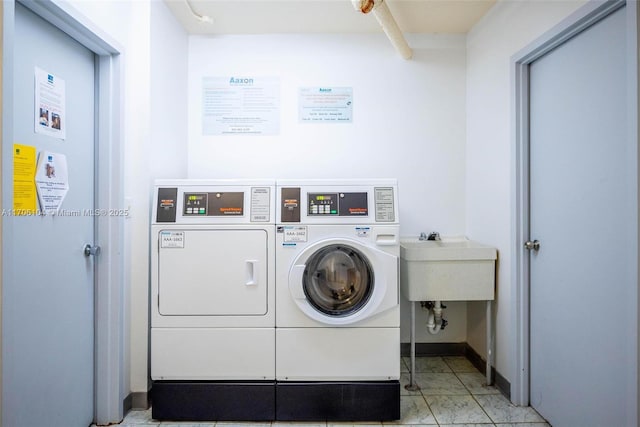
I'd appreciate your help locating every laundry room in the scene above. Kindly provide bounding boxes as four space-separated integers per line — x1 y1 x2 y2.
139 0 544 410
2 0 638 426
153 0 475 397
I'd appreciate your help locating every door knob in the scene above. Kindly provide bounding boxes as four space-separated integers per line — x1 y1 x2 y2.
84 244 101 257
524 240 540 251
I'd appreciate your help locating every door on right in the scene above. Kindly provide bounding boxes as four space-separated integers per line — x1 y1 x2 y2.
529 5 634 426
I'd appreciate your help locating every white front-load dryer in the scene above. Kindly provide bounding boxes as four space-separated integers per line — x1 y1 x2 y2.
275 179 401 422
150 179 276 421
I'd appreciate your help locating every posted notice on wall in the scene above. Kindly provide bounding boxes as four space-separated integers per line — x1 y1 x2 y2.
12 144 38 215
34 67 66 140
299 87 353 123
35 151 69 215
202 76 280 135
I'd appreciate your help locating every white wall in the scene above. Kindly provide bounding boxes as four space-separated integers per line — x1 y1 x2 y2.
150 1 188 180
188 33 469 344
465 0 586 385
143 0 189 398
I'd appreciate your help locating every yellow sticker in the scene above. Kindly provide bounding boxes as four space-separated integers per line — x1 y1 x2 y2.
13 144 37 215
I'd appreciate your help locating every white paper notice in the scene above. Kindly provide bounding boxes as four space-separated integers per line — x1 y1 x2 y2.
299 87 353 123
202 76 280 135
35 151 69 215
34 67 66 140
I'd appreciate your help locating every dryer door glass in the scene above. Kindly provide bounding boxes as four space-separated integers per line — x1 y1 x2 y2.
303 244 373 316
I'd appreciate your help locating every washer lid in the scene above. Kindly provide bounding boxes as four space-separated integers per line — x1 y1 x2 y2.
302 244 373 317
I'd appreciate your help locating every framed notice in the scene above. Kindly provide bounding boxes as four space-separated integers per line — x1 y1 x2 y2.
34 67 66 140
202 76 280 135
299 87 353 123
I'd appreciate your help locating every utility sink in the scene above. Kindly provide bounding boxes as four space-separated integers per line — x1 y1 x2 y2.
400 237 497 301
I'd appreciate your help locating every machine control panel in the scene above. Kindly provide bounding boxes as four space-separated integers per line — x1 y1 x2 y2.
154 183 273 224
308 192 368 216
183 192 244 216
279 186 396 223
184 193 208 215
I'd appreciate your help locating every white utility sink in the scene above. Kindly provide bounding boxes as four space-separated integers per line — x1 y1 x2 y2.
400 237 497 301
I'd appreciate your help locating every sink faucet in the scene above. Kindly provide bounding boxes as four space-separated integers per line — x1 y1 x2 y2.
419 231 441 241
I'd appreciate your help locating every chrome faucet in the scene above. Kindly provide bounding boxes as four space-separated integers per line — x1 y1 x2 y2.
419 231 441 241
427 231 441 241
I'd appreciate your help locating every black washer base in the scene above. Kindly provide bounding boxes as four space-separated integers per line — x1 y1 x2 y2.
276 381 401 421
151 381 276 421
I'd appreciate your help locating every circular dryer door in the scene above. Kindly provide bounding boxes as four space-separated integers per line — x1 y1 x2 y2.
302 244 373 317
288 239 398 325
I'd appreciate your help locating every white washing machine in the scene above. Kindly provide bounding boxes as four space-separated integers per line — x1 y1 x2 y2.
150 179 276 421
275 179 401 421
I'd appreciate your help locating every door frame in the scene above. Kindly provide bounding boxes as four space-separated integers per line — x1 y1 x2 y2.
1 0 125 424
511 0 638 419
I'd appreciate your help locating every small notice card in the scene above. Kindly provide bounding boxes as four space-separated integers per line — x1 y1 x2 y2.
35 151 69 215
13 144 37 215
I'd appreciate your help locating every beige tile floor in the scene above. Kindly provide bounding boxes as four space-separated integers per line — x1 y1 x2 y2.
116 357 548 427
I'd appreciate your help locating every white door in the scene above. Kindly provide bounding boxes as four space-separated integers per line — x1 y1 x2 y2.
3 3 96 426
528 6 632 426
158 229 268 316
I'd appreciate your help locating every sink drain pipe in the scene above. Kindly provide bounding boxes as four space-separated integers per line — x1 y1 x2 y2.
424 301 448 334
405 300 448 391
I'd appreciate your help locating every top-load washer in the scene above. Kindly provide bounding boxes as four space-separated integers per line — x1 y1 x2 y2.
150 179 276 421
275 179 401 421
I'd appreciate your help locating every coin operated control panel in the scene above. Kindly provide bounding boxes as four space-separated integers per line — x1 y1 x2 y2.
279 186 396 223
154 184 273 224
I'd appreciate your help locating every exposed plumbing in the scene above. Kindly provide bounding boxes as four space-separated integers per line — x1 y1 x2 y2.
422 301 448 335
351 0 413 60
184 0 213 23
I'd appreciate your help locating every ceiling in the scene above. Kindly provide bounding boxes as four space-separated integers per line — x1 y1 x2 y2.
164 0 497 35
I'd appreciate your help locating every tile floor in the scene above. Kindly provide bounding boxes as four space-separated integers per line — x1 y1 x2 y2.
116 357 549 427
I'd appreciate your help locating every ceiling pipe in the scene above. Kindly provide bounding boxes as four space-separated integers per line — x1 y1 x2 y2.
184 0 213 24
352 0 412 60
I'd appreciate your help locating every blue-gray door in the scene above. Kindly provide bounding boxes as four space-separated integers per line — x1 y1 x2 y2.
528 6 632 426
3 3 96 426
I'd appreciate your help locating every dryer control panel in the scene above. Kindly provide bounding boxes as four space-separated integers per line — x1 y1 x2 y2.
153 180 275 224
183 192 244 216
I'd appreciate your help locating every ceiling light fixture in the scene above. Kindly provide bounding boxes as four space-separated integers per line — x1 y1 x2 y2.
352 0 412 60
184 0 213 24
